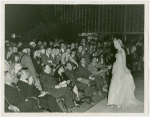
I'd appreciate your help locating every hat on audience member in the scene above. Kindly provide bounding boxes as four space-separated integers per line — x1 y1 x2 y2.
29 42 36 46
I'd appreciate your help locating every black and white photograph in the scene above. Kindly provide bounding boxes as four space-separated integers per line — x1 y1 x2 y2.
2 1 149 115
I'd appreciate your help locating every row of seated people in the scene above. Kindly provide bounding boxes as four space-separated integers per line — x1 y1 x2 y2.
5 55 111 112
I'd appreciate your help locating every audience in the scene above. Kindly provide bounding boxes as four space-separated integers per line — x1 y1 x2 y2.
40 64 79 112
65 62 92 102
16 68 62 112
5 71 42 112
4 37 144 113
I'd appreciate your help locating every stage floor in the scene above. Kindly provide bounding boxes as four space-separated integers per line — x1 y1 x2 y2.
85 71 144 113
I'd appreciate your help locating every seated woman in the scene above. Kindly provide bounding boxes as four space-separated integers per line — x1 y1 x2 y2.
54 64 80 105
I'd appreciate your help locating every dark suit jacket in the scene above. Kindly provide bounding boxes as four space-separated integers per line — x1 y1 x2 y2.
76 51 83 63
49 54 57 65
76 51 90 64
8 53 15 63
40 72 57 92
55 55 61 65
5 83 41 112
54 72 69 83
17 80 41 98
40 72 71 98
17 80 52 109
76 64 91 79
41 53 52 66
65 69 78 82
32 57 42 74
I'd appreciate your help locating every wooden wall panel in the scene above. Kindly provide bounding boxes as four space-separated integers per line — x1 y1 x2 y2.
56 5 144 34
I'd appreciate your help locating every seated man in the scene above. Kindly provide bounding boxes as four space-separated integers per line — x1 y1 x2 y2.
55 46 62 65
8 45 18 64
76 57 106 92
16 67 62 112
40 64 77 112
65 62 92 99
61 47 78 67
88 56 108 76
49 47 57 67
41 46 52 66
88 56 109 91
5 71 42 112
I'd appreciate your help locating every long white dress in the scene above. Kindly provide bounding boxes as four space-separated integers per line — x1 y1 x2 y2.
107 52 142 108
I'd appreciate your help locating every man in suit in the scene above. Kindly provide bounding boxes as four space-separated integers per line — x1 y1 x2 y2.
76 57 105 92
49 47 57 67
65 62 92 98
5 71 42 112
16 68 62 112
8 45 18 64
40 64 77 112
41 46 52 66
76 45 90 64
76 45 83 62
55 46 62 65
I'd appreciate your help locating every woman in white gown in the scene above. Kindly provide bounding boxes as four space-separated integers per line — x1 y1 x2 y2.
107 38 142 109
